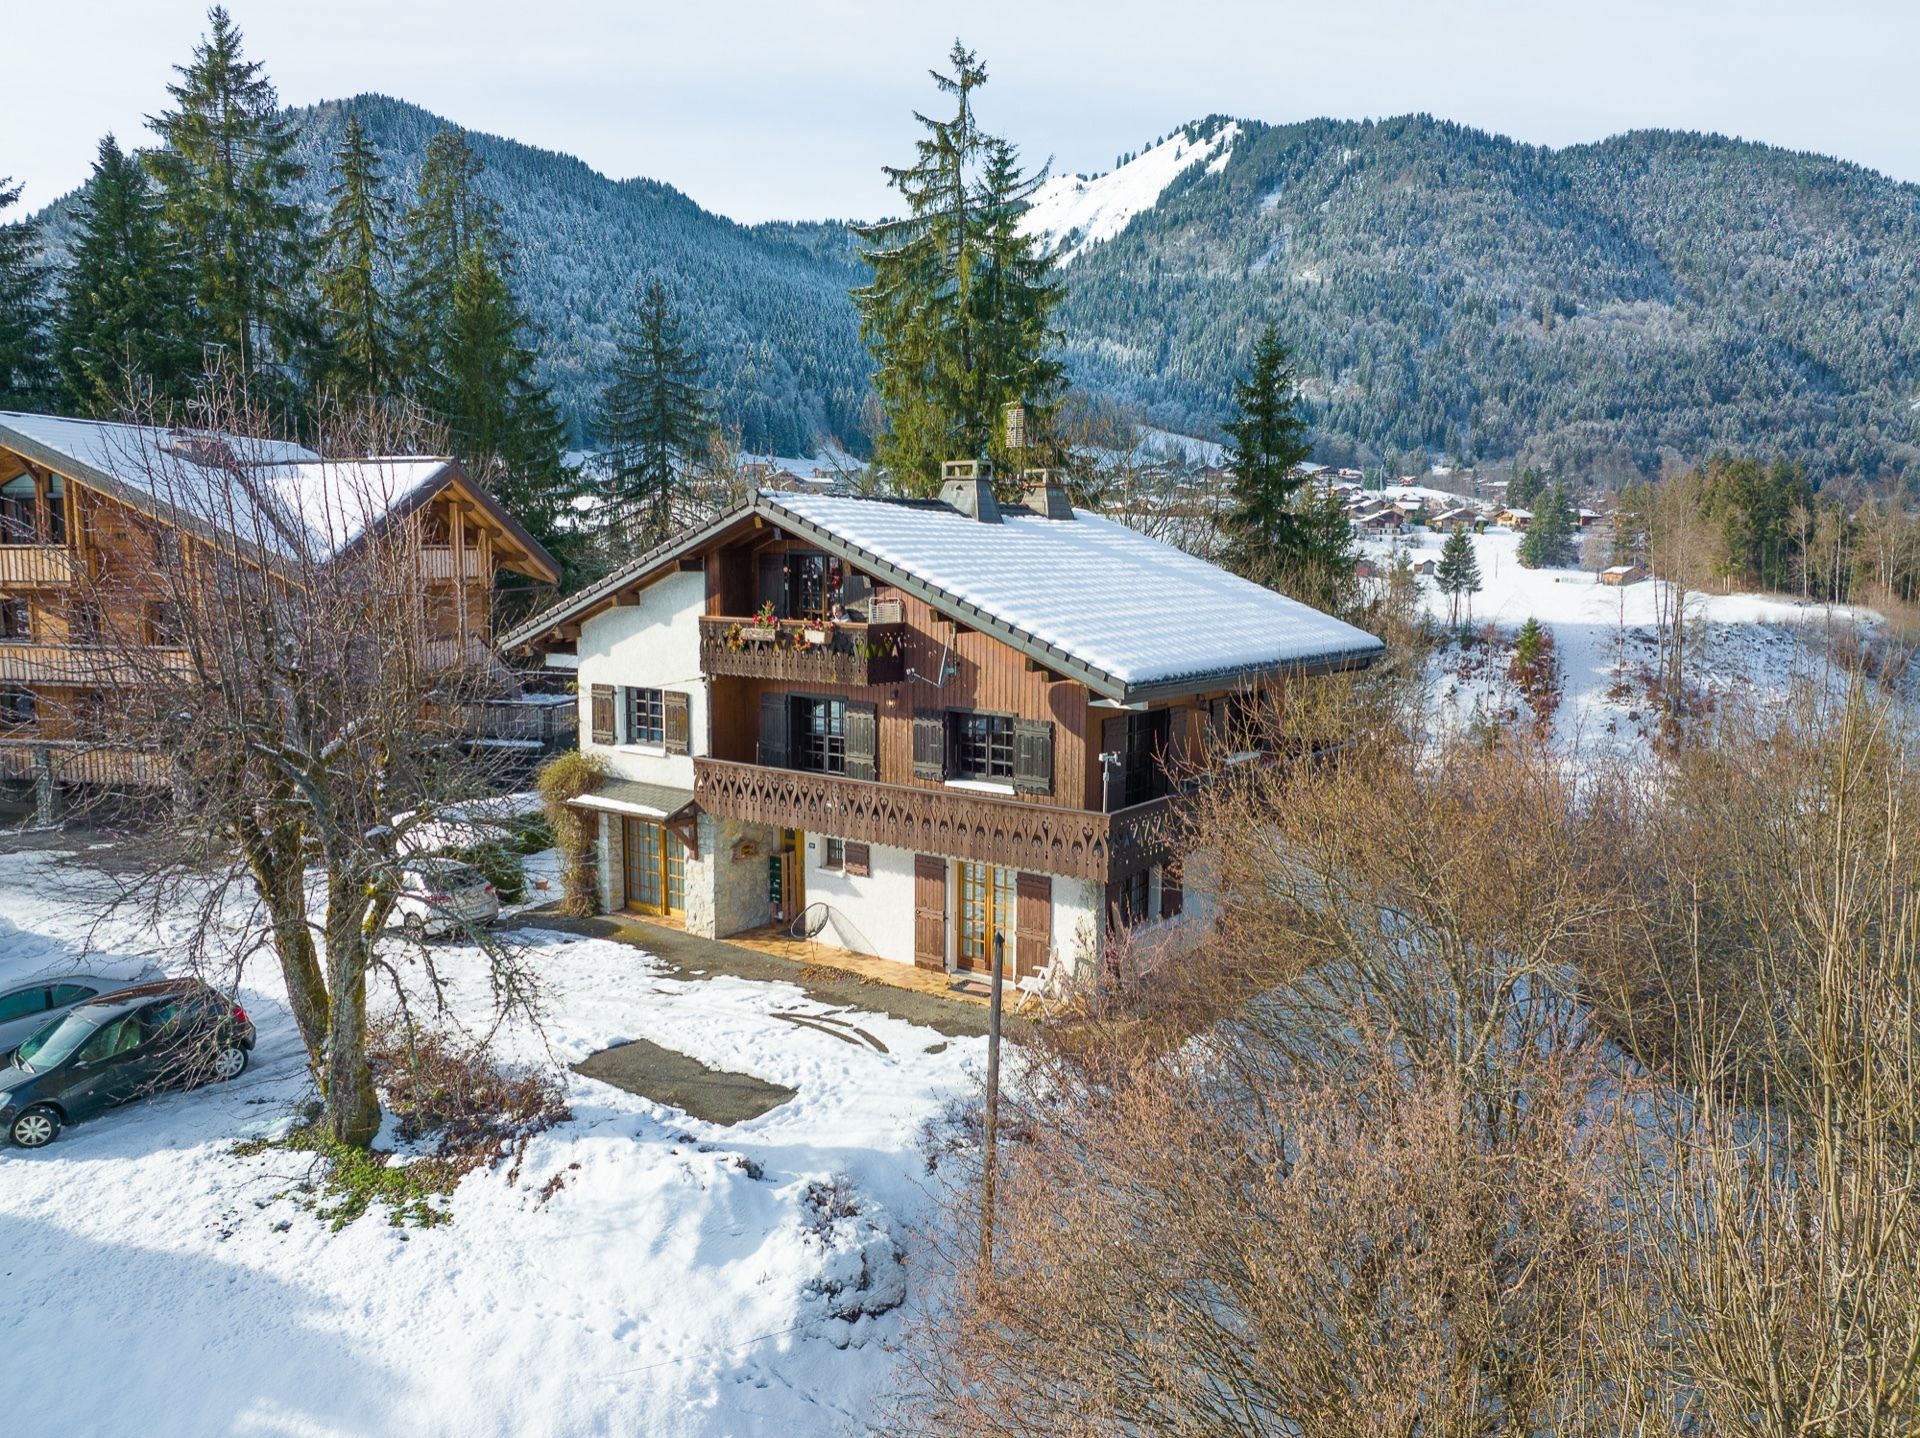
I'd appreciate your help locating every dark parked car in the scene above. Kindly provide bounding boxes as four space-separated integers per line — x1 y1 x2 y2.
0 979 257 1149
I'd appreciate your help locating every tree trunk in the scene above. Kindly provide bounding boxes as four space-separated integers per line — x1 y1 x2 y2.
323 888 381 1147
242 825 331 1083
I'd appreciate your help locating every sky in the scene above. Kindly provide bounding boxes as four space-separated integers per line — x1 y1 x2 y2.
6 1 1918 222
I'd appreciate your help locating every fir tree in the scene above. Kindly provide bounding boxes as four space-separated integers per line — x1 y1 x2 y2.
597 279 712 547
1516 481 1576 568
0 177 52 411
1222 325 1313 581
315 115 398 400
432 239 569 545
397 129 500 390
1436 525 1483 625
55 135 197 413
144 6 314 391
852 42 1063 494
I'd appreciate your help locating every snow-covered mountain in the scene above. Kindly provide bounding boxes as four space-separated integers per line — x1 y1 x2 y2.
1020 118 1242 263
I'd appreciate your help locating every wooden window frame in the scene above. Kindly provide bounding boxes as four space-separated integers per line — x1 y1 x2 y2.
821 836 845 870
790 694 847 775
624 686 666 746
949 710 1016 783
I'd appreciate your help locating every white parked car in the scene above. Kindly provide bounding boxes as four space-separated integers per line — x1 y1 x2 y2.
0 974 128 1058
391 858 500 937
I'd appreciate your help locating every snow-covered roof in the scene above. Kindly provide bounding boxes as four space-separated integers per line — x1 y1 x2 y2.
764 492 1381 696
0 413 449 563
0 412 557 580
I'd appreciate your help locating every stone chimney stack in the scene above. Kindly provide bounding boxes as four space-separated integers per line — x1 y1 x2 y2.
1020 469 1075 521
939 459 1001 523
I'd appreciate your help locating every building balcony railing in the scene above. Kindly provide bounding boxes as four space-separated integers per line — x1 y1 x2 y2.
0 738 169 789
416 545 488 583
692 757 1179 883
697 616 907 688
0 641 191 686
0 543 75 589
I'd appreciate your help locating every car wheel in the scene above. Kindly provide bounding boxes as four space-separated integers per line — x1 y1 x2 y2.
10 1105 60 1148
209 1044 249 1082
402 911 427 940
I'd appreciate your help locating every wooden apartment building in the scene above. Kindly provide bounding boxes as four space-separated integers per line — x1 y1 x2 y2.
503 463 1384 983
0 412 560 798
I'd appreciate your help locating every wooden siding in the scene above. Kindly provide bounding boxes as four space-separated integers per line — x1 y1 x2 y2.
0 545 73 588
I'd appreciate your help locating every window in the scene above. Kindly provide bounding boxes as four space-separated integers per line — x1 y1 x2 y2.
792 696 846 774
1113 867 1152 927
0 686 35 726
0 599 28 640
0 985 49 1024
788 550 844 618
75 1013 143 1064
146 600 184 646
0 475 37 541
821 837 845 871
1106 710 1172 809
950 712 1015 782
47 984 97 1007
957 862 1018 971
624 686 665 746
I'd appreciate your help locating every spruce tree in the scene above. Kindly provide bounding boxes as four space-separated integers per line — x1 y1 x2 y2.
315 115 398 401
1222 325 1313 580
56 135 197 413
1436 525 1483 624
433 239 569 545
145 6 314 390
0 177 52 411
397 129 500 391
852 42 1063 494
1517 481 1577 568
598 279 712 547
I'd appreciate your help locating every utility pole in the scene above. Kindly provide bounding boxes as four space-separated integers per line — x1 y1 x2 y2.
980 929 1005 1273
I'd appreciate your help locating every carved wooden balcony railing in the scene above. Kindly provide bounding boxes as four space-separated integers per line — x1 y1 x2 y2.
0 544 74 588
693 757 1178 882
0 642 191 686
697 616 907 687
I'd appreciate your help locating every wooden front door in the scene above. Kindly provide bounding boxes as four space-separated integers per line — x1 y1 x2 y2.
623 818 686 917
954 861 1017 974
913 855 947 971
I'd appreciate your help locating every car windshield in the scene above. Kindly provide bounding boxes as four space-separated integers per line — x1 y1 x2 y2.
14 1010 106 1072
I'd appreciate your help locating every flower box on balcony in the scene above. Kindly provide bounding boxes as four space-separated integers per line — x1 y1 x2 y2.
802 626 828 645
740 625 777 641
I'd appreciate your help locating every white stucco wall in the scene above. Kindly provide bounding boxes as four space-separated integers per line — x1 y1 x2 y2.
1050 875 1104 978
802 838 917 965
574 570 708 788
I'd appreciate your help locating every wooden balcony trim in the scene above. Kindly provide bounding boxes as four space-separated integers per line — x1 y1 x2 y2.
0 640 191 685
692 756 1177 882
696 614 907 686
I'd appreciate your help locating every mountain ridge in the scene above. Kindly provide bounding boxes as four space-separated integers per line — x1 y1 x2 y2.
29 96 1920 481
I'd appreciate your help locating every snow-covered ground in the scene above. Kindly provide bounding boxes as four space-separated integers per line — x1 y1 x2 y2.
1021 121 1241 263
0 843 982 1437
1373 527 1881 757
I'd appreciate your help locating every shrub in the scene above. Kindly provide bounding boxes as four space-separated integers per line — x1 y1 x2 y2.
536 749 606 916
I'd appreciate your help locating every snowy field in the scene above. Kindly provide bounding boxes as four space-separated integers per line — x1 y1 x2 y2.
1373 527 1883 757
0 843 982 1437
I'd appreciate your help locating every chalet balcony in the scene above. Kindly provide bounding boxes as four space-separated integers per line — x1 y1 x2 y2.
697 616 907 687
416 545 488 583
0 739 168 789
0 543 74 589
693 757 1179 883
0 641 190 686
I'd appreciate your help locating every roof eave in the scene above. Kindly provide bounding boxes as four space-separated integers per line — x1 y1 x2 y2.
1113 642 1388 705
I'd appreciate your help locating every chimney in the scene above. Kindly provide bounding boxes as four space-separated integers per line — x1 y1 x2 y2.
1020 469 1074 521
939 459 1001 523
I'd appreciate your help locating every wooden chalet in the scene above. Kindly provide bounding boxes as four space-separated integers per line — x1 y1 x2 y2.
0 412 560 805
503 462 1384 984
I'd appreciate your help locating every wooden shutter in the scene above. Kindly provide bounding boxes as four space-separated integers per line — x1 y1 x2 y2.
912 712 948 780
844 841 871 877
1160 862 1184 920
1015 873 1052 979
913 854 948 970
758 693 790 769
1012 718 1054 795
589 684 615 745
757 553 786 613
844 701 878 782
663 690 691 755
